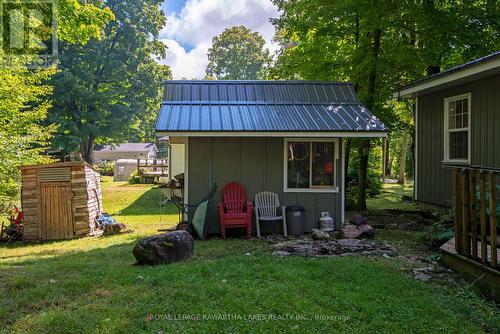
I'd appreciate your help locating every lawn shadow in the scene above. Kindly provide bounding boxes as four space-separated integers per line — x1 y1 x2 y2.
118 188 176 216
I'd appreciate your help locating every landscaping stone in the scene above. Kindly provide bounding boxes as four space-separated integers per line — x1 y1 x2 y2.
273 250 291 257
413 273 432 281
350 214 368 226
311 229 330 240
341 224 375 239
273 238 396 257
397 223 412 230
133 230 194 265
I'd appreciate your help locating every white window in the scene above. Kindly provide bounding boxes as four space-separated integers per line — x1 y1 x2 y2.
284 139 339 193
444 93 471 163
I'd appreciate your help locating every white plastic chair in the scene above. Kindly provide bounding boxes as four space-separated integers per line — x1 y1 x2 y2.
254 192 287 238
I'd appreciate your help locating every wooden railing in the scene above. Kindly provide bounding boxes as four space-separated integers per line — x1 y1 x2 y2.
136 159 168 177
451 165 499 269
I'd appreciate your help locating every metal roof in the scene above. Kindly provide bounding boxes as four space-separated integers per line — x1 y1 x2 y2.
157 81 387 134
94 143 157 153
395 51 500 98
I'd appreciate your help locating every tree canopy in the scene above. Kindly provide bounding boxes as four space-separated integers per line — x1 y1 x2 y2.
48 0 171 163
206 26 271 80
271 0 499 209
0 0 114 208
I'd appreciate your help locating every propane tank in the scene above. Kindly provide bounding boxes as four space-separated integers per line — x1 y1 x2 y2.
319 212 335 232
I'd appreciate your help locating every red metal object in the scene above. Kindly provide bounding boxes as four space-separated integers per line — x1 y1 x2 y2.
217 182 253 239
8 206 24 226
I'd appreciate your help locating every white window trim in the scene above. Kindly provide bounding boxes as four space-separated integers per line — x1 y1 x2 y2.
283 138 339 193
443 93 471 164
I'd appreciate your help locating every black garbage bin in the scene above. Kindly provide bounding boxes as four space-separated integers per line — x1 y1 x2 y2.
286 206 305 236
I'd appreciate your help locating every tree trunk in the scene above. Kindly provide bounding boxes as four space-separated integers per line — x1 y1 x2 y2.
357 139 371 210
80 135 95 164
398 131 409 184
357 26 382 210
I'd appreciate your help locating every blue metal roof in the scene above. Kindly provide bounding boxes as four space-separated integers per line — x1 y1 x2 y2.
156 81 387 133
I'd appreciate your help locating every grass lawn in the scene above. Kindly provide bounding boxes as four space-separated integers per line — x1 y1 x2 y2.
367 181 417 210
0 177 498 333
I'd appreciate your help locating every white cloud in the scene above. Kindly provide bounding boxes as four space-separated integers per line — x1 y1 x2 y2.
159 39 209 79
159 0 279 79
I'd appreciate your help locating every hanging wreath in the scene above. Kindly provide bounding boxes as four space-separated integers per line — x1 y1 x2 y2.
288 142 309 161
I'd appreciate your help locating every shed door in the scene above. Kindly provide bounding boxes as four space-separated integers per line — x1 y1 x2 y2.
40 183 74 240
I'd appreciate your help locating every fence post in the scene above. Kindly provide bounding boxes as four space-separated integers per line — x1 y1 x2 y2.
479 172 488 263
453 168 463 253
489 172 497 268
461 169 470 257
469 171 478 258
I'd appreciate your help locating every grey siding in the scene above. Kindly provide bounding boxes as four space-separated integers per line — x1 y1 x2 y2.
187 137 343 234
417 74 500 207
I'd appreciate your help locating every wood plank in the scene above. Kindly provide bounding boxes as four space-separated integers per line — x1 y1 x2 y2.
489 173 497 268
462 170 471 256
454 169 463 253
469 172 478 258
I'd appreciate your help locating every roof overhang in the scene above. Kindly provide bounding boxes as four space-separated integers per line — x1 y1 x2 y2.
394 56 500 99
156 131 387 138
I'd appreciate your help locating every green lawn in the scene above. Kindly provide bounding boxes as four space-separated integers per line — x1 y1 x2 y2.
0 177 498 333
367 181 417 210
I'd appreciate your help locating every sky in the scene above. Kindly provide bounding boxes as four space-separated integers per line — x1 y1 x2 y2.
159 0 280 79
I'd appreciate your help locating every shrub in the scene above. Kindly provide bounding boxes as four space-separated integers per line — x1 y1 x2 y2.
95 161 115 176
128 170 140 184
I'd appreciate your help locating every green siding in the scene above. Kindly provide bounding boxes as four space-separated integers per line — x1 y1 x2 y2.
187 137 343 234
417 74 500 207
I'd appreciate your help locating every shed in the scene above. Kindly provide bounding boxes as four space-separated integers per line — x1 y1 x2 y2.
114 159 137 181
156 80 388 235
21 161 103 240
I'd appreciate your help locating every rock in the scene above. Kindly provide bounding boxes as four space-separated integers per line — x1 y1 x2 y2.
341 224 375 239
350 214 368 226
273 250 291 257
133 230 194 265
103 223 127 235
397 223 412 230
311 229 330 240
413 273 431 281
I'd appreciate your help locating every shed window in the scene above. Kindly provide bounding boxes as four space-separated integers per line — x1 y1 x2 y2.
285 139 338 192
444 93 470 163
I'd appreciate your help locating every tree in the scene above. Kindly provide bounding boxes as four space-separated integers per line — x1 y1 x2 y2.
48 0 170 163
0 1 113 208
206 26 271 79
271 0 499 209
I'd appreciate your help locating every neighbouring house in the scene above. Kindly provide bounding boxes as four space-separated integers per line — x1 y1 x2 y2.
93 143 158 162
394 51 500 208
156 80 388 234
395 52 500 301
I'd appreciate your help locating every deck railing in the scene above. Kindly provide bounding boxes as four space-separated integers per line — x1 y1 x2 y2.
136 159 168 177
451 165 499 269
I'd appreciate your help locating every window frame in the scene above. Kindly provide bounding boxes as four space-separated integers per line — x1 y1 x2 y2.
443 93 471 164
283 138 339 193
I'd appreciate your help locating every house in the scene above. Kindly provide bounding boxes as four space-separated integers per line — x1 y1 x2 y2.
156 80 387 234
394 51 500 207
395 52 500 301
93 143 158 162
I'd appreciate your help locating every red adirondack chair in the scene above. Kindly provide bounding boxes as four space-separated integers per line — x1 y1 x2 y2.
217 182 253 239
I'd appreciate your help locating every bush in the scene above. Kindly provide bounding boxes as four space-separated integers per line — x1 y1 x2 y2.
95 161 115 176
422 211 454 249
128 170 140 184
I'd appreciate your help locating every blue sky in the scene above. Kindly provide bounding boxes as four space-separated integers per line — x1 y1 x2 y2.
158 0 279 79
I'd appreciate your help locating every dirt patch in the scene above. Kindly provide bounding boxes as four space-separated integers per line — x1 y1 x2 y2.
359 209 439 230
273 238 396 258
